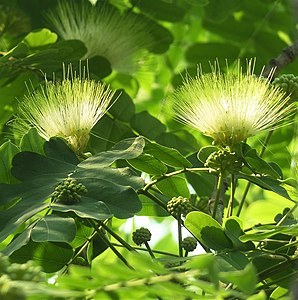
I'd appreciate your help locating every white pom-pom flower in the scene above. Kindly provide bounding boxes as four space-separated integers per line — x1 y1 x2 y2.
47 1 151 73
169 61 296 147
14 71 115 154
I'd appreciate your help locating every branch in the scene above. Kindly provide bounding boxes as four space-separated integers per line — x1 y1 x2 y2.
263 39 298 78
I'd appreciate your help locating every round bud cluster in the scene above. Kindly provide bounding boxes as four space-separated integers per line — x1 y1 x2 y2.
167 196 193 217
0 275 26 300
181 237 198 252
132 227 152 246
0 254 44 299
51 177 87 204
273 74 298 102
205 148 242 175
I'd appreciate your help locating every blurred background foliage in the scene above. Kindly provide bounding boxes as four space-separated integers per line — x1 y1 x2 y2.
0 0 297 299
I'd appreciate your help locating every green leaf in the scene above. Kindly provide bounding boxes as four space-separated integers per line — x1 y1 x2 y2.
243 148 280 178
186 43 240 64
89 115 135 152
132 0 186 22
23 28 57 48
238 173 292 200
0 201 49 242
80 137 145 168
86 55 112 79
31 215 76 243
219 264 257 295
131 111 166 140
145 140 192 168
75 178 142 219
239 224 298 242
128 154 168 175
204 0 242 23
156 176 190 198
197 146 218 163
51 198 113 220
0 140 19 184
109 90 136 122
20 128 45 154
44 137 79 165
185 211 233 250
138 193 169 217
10 240 73 273
224 217 255 251
70 221 93 248
2 227 32 256
74 166 144 190
11 151 76 181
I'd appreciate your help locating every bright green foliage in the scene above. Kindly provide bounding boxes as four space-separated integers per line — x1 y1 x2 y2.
0 0 297 299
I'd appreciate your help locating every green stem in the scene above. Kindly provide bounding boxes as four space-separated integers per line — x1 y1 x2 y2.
97 220 136 252
144 241 155 258
212 173 224 218
138 189 168 210
111 243 179 257
91 220 133 269
226 174 235 218
143 167 210 192
184 251 189 257
236 182 250 217
177 215 183 257
237 130 273 217
276 202 298 226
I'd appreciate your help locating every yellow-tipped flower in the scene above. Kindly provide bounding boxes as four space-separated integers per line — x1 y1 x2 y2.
169 61 296 147
47 1 151 73
14 73 115 154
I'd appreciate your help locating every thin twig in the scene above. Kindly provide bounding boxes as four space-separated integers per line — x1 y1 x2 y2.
262 39 298 78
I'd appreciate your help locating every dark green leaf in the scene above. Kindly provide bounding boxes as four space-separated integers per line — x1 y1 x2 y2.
132 0 185 22
11 151 76 181
243 148 280 178
128 154 168 175
20 128 45 154
204 0 242 23
51 198 112 220
2 227 32 256
186 43 240 64
238 173 292 201
0 140 19 184
74 166 144 190
109 90 136 122
44 137 79 165
80 137 145 168
10 240 73 273
31 215 76 243
131 111 166 140
145 140 192 168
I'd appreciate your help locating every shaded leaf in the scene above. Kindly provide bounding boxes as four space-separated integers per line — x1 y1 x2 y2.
145 140 192 168
0 140 19 184
185 211 233 250
31 215 76 243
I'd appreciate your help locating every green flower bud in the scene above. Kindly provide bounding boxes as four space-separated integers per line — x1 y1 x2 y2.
205 148 242 175
181 237 197 252
132 227 152 246
51 177 87 204
167 196 193 217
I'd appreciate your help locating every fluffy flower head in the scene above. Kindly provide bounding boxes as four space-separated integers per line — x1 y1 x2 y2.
169 61 296 147
14 70 115 153
47 1 152 73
